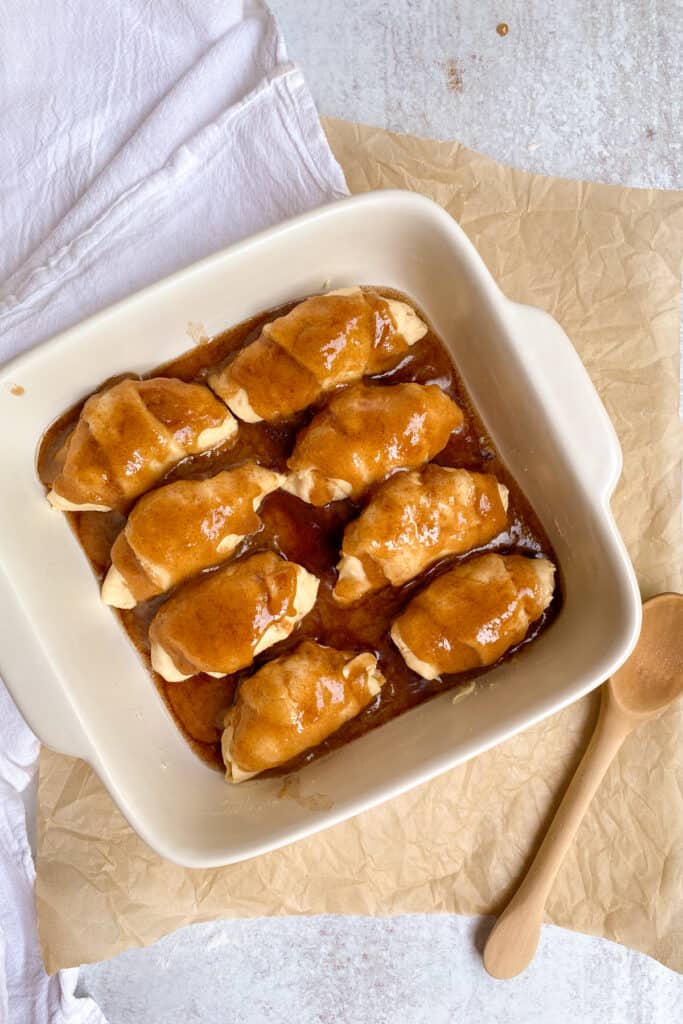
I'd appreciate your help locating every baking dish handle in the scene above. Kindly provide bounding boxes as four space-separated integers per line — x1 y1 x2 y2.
507 301 623 499
0 580 90 761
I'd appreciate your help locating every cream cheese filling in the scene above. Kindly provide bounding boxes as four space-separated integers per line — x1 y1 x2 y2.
390 622 440 680
282 469 352 505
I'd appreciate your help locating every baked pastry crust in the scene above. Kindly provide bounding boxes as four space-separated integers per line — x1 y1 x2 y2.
391 553 556 679
333 465 509 604
222 640 385 782
284 382 463 506
48 377 237 511
149 551 319 681
102 463 284 607
209 287 427 422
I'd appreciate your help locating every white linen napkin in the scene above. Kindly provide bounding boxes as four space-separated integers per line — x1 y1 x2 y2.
0 1 347 1019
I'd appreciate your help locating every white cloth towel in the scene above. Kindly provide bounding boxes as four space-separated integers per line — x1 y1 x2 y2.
0 1 347 1020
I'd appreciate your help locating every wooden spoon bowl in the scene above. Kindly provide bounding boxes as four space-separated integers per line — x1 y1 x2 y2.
609 593 683 718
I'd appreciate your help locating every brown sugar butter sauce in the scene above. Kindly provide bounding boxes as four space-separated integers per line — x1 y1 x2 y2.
38 289 561 776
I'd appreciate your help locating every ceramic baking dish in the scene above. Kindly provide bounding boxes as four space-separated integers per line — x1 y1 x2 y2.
0 190 641 867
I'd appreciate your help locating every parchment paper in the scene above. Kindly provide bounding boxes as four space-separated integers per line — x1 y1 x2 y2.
36 120 683 974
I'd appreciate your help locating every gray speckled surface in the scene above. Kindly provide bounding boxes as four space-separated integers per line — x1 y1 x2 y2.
272 0 683 190
77 2 683 1020
78 916 682 1024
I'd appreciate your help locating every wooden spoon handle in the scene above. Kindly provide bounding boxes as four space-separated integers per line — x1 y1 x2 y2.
483 688 632 979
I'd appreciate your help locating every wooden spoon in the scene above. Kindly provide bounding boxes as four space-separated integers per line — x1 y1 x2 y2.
483 592 683 979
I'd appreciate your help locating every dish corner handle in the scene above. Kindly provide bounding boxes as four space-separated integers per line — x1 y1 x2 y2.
507 301 623 500
0 584 89 761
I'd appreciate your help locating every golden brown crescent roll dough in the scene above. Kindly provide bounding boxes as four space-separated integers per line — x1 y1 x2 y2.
101 462 284 608
391 553 556 679
333 466 510 604
284 382 463 506
221 640 385 782
208 287 427 422
149 551 319 682
48 378 237 512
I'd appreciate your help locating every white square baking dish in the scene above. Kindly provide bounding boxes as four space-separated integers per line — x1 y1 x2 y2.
0 190 641 867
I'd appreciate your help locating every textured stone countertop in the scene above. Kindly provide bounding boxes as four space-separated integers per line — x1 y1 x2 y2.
78 2 683 1020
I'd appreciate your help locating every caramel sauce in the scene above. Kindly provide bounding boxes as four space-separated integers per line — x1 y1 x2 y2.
213 289 412 420
149 552 303 678
287 381 463 504
50 378 232 509
113 465 274 600
394 553 554 674
335 465 508 602
230 641 381 775
37 290 561 774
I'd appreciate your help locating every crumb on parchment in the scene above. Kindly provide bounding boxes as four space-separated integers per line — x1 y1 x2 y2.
443 59 464 93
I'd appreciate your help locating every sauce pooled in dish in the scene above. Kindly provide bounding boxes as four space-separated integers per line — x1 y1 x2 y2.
38 287 561 779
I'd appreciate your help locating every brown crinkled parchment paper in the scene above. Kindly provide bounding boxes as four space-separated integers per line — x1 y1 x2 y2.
37 120 683 974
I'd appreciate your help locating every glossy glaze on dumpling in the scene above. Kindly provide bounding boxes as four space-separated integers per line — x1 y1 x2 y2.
48 378 237 511
284 382 464 506
102 462 284 607
334 465 509 604
149 551 319 681
209 287 427 422
37 288 560 775
391 553 556 679
222 640 385 781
